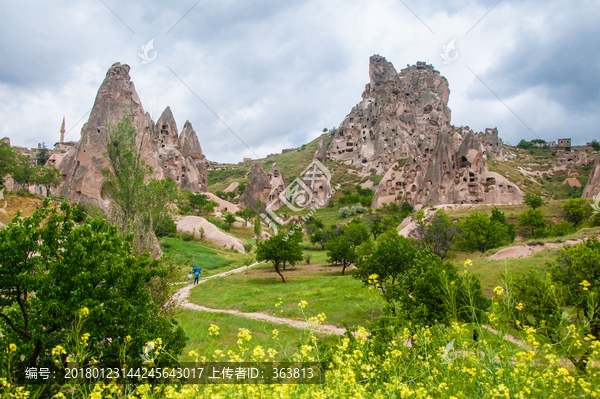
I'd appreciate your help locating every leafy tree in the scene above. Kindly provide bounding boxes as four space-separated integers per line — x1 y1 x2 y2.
344 219 370 248
519 208 546 236
400 201 414 214
34 165 61 197
491 207 517 242
310 229 326 249
561 198 592 225
511 271 561 333
36 142 50 166
369 215 387 240
524 193 545 209
326 220 369 275
548 238 600 370
255 230 303 283
415 209 458 260
224 213 236 227
591 140 600 152
326 234 355 276
517 139 533 149
102 114 178 255
0 200 186 369
153 214 177 238
355 232 488 324
11 157 36 191
237 183 247 196
199 226 205 239
0 141 19 185
455 212 513 253
188 193 209 210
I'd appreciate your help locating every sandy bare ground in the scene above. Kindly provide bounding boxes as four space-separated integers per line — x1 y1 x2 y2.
489 239 584 260
171 263 347 336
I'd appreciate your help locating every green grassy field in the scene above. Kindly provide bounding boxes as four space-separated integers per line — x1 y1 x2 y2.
174 309 321 362
187 262 386 328
161 237 252 281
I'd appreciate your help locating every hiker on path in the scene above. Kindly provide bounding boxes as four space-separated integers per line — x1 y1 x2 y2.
194 270 200 285
187 273 193 285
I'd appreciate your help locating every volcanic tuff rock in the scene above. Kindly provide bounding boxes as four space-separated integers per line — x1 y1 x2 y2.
328 55 522 207
583 155 600 198
239 163 286 212
314 137 327 163
56 63 208 207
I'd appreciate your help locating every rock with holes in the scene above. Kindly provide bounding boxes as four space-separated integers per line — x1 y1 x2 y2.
56 62 208 207
326 54 522 207
372 131 524 207
239 163 286 212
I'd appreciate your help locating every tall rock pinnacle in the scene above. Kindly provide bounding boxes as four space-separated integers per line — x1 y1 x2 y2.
56 62 208 207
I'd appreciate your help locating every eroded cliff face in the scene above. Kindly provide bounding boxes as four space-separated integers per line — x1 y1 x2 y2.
239 163 286 212
327 55 522 207
56 63 208 207
583 155 600 198
328 56 452 173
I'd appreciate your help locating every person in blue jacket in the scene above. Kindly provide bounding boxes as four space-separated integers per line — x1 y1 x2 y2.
194 269 201 285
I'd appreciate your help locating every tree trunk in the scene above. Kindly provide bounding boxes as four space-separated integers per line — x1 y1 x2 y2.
341 262 346 276
275 263 285 283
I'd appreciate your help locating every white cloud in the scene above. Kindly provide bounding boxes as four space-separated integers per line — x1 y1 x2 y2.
0 0 598 163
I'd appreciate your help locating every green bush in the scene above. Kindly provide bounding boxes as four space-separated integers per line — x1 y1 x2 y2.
549 221 576 237
455 212 514 253
561 198 592 225
180 231 195 242
243 242 253 253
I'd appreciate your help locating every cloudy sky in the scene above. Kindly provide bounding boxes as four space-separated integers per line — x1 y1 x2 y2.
0 0 598 163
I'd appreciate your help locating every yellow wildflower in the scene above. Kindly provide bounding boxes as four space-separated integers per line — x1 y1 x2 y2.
464 259 472 267
298 300 308 309
79 307 89 318
493 286 504 296
516 303 524 311
9 343 17 352
208 324 220 336
580 280 591 291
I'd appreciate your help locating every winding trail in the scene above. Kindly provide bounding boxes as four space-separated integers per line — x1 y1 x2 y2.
171 263 534 350
171 263 347 336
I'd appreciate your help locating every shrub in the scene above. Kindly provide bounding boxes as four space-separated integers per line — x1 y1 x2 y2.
561 198 592 225
243 242 253 253
549 221 576 237
455 212 513 253
339 207 351 218
305 254 312 264
180 231 195 242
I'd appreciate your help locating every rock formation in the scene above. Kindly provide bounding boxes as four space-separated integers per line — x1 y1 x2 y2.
290 160 333 210
327 55 523 207
583 155 600 198
239 163 286 212
56 62 208 207
176 216 245 253
314 137 327 163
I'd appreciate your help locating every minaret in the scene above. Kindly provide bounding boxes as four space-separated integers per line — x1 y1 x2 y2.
60 116 65 143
